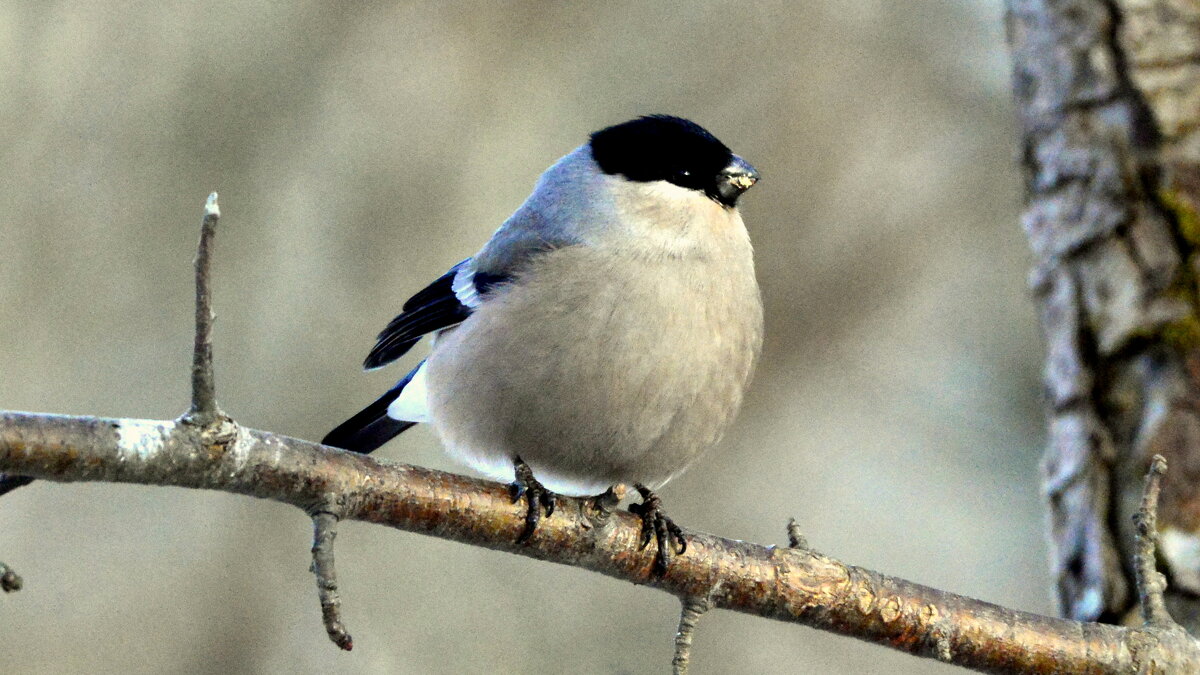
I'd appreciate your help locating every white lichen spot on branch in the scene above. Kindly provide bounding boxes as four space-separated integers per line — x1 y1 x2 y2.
115 419 176 463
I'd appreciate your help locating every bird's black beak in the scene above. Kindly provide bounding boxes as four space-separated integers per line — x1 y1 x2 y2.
715 155 759 206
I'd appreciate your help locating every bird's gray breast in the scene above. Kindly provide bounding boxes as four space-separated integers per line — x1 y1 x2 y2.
423 244 762 495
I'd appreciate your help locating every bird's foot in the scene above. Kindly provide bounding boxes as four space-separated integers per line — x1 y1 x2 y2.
509 456 556 542
629 483 686 577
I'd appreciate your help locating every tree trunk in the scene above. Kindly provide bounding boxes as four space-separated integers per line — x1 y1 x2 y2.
1007 0 1200 630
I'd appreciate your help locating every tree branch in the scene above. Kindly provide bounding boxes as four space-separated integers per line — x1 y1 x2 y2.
671 593 712 675
2 410 1199 672
310 510 352 651
186 192 223 426
1134 455 1172 628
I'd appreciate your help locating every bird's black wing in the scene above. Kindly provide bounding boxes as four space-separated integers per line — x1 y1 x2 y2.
362 259 509 370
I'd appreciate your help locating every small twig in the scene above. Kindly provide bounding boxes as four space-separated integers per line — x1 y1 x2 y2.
185 192 223 425
672 594 713 675
786 517 808 550
1133 454 1173 627
0 474 33 498
310 510 353 651
0 562 23 592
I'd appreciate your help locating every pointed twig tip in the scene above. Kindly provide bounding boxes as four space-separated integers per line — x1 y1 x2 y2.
1150 454 1167 477
204 192 220 219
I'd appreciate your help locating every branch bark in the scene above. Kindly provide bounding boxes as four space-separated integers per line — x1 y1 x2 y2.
2 410 1199 673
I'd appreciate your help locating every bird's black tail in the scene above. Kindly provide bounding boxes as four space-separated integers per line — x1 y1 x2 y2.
322 365 421 453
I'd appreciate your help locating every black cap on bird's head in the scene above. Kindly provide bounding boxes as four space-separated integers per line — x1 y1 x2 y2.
588 115 759 207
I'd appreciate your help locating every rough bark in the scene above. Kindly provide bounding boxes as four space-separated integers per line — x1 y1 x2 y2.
1007 0 1200 631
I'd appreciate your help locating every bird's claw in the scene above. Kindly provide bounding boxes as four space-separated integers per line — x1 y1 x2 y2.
629 483 687 577
510 456 556 542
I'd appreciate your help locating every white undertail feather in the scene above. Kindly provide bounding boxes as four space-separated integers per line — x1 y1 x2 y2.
387 362 430 423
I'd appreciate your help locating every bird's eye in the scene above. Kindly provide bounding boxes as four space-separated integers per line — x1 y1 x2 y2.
678 170 691 178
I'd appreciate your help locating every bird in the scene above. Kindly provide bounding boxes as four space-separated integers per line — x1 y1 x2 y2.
323 114 763 574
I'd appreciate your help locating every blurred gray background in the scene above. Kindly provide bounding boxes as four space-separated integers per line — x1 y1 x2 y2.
0 2 1044 673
